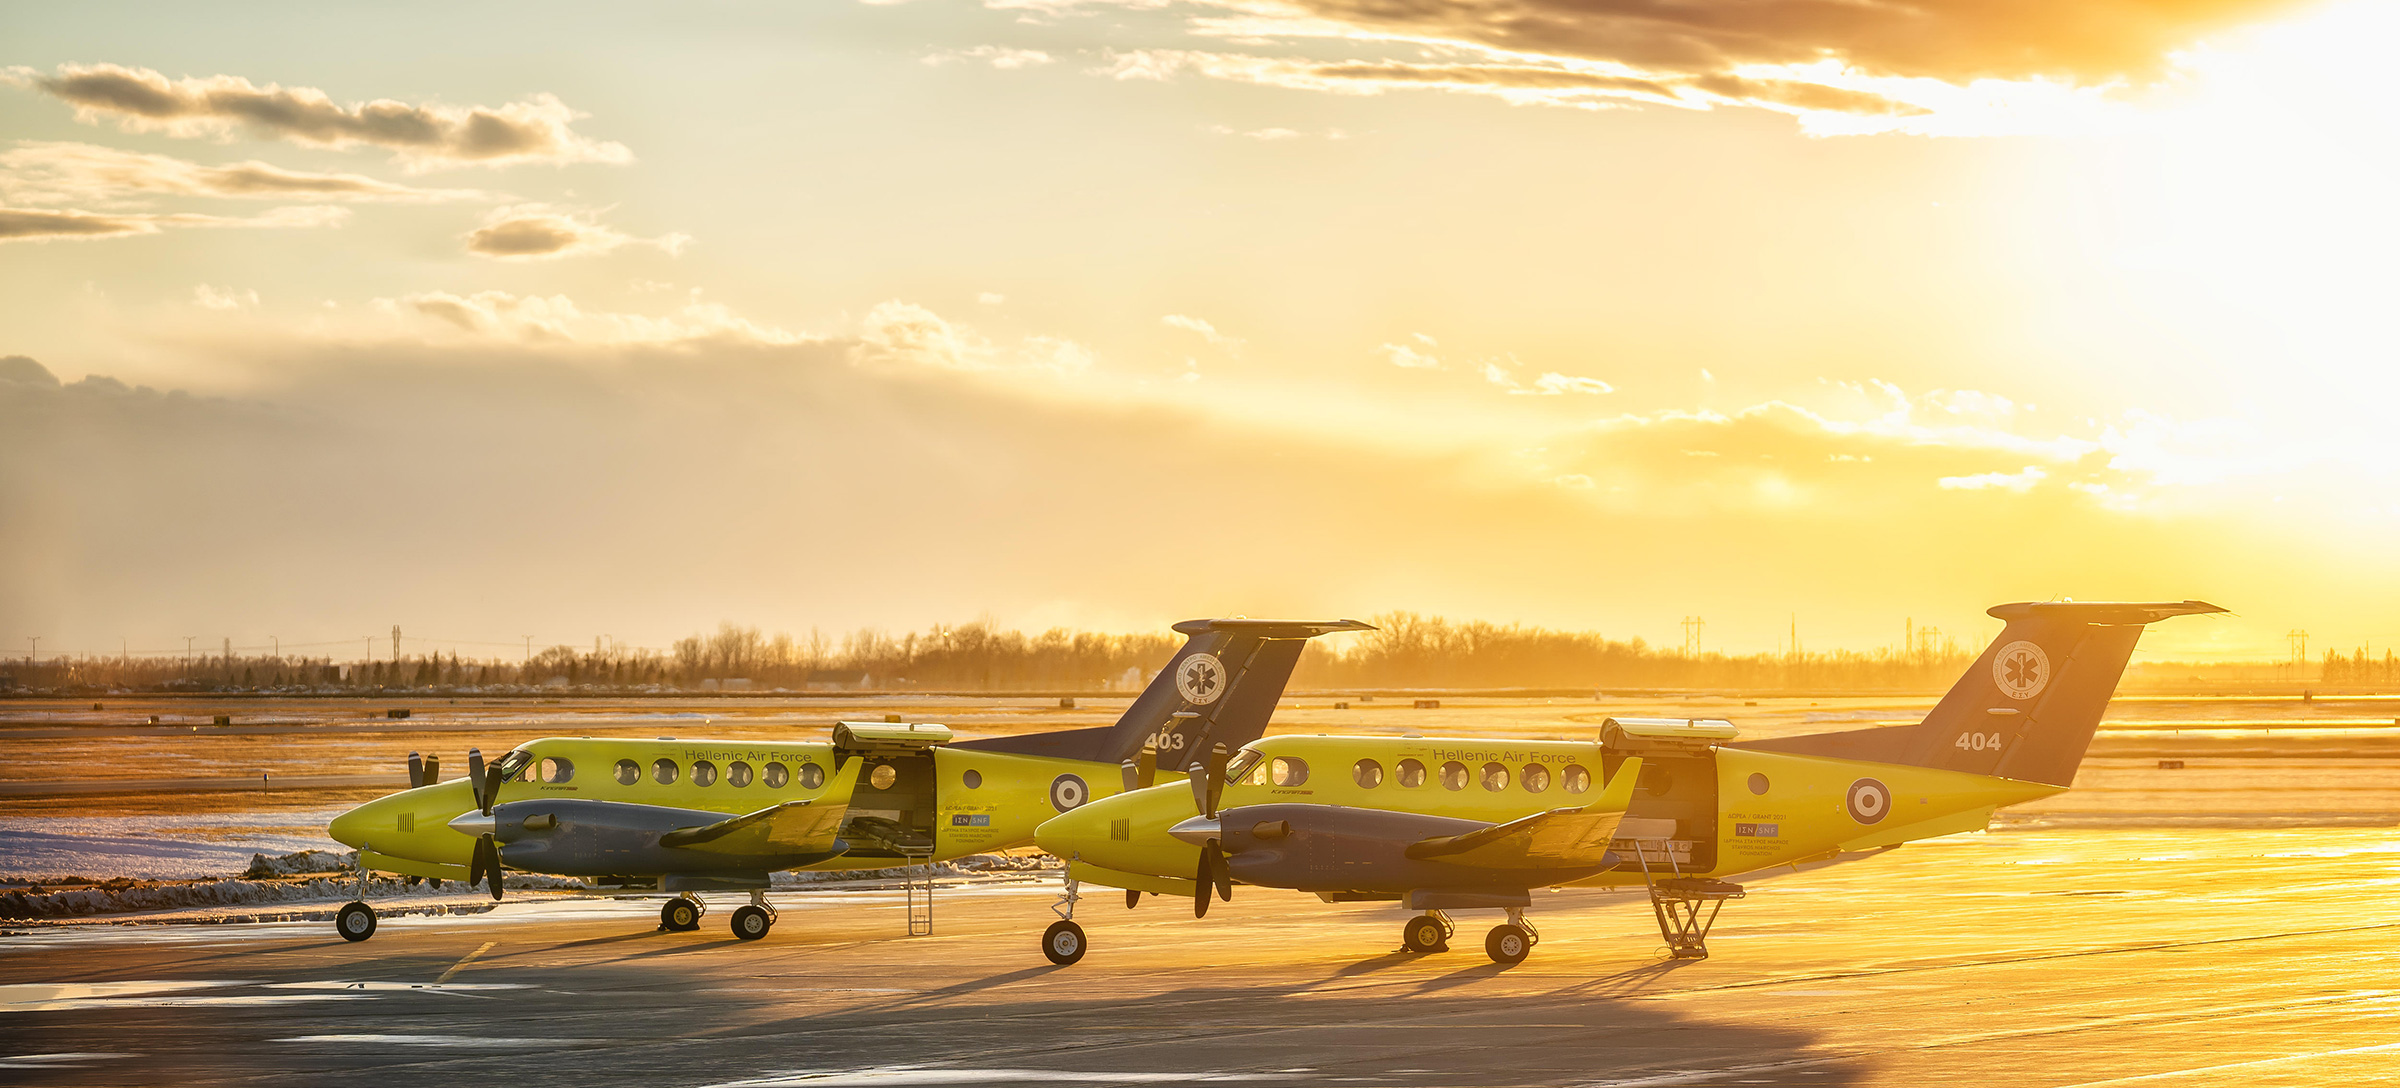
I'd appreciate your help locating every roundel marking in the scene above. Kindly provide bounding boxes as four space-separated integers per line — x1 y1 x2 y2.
1176 652 1227 706
1049 773 1090 813
1845 778 1891 825
1992 640 2051 701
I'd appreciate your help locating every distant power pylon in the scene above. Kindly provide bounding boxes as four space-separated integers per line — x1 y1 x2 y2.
1682 616 1706 657
392 625 402 663
2288 629 2309 665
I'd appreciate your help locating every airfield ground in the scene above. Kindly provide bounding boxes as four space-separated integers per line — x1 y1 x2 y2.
3 693 2398 1086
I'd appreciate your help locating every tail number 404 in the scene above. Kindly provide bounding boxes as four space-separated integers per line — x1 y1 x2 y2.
1954 732 2006 752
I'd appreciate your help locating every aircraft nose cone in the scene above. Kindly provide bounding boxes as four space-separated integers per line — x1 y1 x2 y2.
1166 816 1221 846
448 811 497 837
1034 796 1113 858
327 800 376 848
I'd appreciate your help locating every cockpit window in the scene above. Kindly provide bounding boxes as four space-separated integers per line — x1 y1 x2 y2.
497 749 535 782
1224 747 1263 782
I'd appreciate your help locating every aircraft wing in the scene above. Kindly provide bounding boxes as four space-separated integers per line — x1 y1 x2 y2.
658 799 847 855
1402 757 1643 869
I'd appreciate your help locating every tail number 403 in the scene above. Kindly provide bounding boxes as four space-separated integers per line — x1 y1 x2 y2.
1146 731 1188 752
1954 732 2006 752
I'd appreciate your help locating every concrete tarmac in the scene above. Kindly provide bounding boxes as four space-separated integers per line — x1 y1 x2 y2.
6 824 2397 1087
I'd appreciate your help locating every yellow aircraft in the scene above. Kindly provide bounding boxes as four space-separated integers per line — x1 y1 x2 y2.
1030 601 2222 966
324 618 1369 942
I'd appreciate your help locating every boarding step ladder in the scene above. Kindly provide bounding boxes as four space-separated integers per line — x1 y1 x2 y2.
1619 826 1742 960
903 849 936 936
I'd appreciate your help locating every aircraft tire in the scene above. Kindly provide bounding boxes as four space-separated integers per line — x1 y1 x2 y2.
1485 924 1531 965
661 898 701 932
731 905 773 941
1402 915 1449 954
1042 920 1087 966
336 902 377 943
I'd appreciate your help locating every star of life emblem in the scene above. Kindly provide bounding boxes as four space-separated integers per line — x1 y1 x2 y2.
1992 640 2050 701
1176 652 1226 706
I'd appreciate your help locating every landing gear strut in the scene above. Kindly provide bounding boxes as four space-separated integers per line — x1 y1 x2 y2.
731 890 778 941
660 894 704 932
1401 911 1452 954
336 843 377 942
1041 868 1087 966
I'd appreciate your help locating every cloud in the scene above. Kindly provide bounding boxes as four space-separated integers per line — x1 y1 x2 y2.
0 202 347 243
10 64 632 170
1379 334 1441 369
1939 466 2050 491
0 142 481 206
1207 124 1304 140
1530 372 1613 396
463 205 689 261
925 46 1057 69
1161 313 1239 347
193 285 258 311
391 289 801 347
859 300 1095 375
1076 0 2302 135
1260 0 2299 87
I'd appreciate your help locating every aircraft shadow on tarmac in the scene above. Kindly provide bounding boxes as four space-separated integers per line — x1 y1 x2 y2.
719 978 1867 1087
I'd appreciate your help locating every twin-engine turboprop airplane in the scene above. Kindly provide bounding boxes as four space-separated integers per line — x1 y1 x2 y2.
1030 601 2222 966
325 618 1369 942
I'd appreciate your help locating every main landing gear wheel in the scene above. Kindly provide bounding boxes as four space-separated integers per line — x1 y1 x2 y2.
661 897 701 932
336 902 377 942
1402 914 1449 954
1486 924 1531 965
731 904 774 941
1042 920 1087 966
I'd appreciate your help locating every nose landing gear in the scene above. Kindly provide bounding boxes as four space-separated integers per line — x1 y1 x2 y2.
335 843 378 942
1041 870 1087 965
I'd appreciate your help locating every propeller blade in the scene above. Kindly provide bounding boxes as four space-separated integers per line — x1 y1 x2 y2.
1187 767 1213 821
465 749 486 809
1125 889 1141 909
474 833 503 901
1204 746 1229 817
406 751 424 789
423 753 440 785
1202 838 1233 902
481 764 503 817
1194 849 1210 919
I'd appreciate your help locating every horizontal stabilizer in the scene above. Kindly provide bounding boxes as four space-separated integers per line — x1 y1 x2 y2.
1403 757 1643 869
659 799 846 855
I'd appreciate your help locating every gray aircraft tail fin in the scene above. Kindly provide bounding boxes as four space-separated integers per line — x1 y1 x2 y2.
1733 601 2224 786
949 618 1373 770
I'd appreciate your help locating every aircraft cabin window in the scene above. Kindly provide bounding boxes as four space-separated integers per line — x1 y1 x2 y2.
1270 757 1309 787
541 756 574 784
1224 749 1263 782
692 760 718 787
727 760 752 788
1352 758 1383 789
799 762 826 789
1562 764 1591 794
871 764 897 790
1440 761 1469 791
1481 762 1511 792
963 769 984 789
1748 772 1770 795
653 758 679 785
1397 758 1427 788
1522 764 1550 793
614 758 640 786
497 750 535 782
763 762 789 789
1245 761 1270 787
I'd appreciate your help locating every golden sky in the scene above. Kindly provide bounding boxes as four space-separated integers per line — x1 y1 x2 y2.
2 0 2393 661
